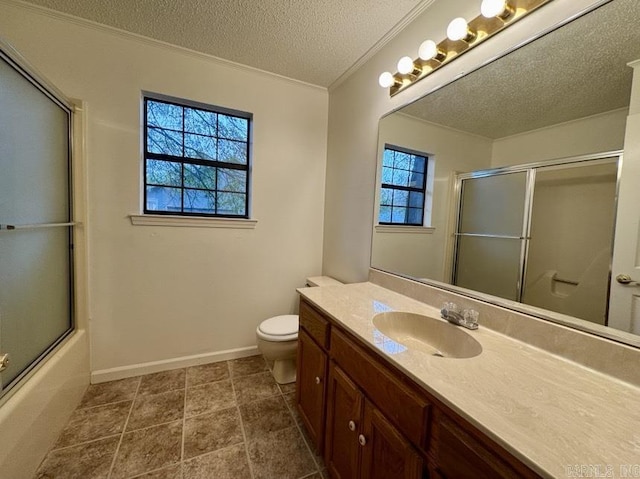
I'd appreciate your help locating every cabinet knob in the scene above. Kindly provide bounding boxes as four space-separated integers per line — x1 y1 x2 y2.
348 420 356 431
315 376 321 385
358 434 367 446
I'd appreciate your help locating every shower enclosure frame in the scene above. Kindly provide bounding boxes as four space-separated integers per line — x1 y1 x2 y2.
450 150 622 314
0 38 77 403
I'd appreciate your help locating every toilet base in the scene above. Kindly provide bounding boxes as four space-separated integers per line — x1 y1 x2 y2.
272 357 297 384
256 336 298 385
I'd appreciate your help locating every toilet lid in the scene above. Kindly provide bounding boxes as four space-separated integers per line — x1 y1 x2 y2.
259 315 299 336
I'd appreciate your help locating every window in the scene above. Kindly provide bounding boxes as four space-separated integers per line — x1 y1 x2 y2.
143 95 251 217
378 145 428 225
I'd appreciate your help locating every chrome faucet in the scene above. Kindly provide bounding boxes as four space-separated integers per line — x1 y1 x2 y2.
440 302 479 330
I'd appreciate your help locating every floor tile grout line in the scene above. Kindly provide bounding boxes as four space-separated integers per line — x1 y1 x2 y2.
107 376 142 479
181 442 252 474
229 360 257 479
181 364 188 473
56 388 184 451
283 385 324 476
136 384 185 398
46 432 123 453
184 401 238 421
32 380 142 478
110 416 187 435
30 380 105 479
125 463 179 479
74 397 135 412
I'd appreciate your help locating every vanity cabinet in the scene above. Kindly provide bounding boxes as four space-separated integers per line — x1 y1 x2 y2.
296 329 327 453
325 363 423 479
296 298 331 453
324 365 361 479
296 298 540 479
429 410 539 479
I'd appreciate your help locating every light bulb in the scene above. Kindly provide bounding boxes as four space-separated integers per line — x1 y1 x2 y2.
481 0 510 18
447 17 470 41
378 72 395 88
418 40 438 60
397 56 415 75
418 39 446 62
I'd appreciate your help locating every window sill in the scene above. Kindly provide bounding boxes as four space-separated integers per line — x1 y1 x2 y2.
129 214 258 229
375 225 435 234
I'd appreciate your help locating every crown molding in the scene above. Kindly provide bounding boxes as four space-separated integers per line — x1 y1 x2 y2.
328 0 437 92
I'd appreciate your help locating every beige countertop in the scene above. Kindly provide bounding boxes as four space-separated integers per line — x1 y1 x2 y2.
298 282 640 479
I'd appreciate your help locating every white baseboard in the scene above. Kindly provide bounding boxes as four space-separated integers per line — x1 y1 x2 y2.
90 345 260 383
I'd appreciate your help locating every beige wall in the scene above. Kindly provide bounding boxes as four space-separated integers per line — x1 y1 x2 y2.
372 114 492 281
323 0 610 283
491 108 628 166
0 2 328 376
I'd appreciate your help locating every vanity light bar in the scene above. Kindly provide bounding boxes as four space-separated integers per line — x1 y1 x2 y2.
380 0 554 96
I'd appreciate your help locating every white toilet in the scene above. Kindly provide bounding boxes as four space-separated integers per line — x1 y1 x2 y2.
256 276 343 384
256 314 299 384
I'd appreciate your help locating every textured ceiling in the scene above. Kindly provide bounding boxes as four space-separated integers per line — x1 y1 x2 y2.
19 0 432 87
400 0 640 139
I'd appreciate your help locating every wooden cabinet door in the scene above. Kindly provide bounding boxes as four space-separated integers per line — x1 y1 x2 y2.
296 329 328 453
360 400 423 479
325 363 363 479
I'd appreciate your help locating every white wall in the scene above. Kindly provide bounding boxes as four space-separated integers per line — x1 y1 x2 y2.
323 0 611 283
372 114 492 280
492 108 628 166
0 1 328 376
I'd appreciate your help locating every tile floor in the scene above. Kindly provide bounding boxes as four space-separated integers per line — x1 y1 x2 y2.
34 356 327 479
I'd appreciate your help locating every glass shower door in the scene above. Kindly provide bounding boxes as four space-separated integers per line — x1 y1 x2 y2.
522 160 618 325
0 48 73 396
453 171 530 301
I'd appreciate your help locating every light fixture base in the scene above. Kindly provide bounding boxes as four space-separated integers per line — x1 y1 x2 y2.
386 0 553 97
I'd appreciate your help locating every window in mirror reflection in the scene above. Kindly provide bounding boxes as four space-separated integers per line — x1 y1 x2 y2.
379 145 429 226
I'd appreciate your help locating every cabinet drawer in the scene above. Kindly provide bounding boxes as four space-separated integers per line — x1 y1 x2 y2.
331 328 431 450
299 299 330 349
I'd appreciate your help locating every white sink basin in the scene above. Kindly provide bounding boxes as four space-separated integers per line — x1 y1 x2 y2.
372 311 482 359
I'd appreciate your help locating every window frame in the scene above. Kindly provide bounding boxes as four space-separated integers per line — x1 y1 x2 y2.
378 144 429 226
142 92 252 219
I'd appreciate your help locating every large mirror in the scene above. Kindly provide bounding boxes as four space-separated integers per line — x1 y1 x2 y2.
371 0 640 346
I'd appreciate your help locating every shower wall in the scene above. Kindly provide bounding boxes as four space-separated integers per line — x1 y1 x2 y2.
523 163 618 324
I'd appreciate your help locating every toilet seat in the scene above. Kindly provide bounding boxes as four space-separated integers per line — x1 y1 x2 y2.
256 314 299 341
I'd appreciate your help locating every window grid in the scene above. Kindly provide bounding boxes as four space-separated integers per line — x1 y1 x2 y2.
379 146 428 226
143 96 251 218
